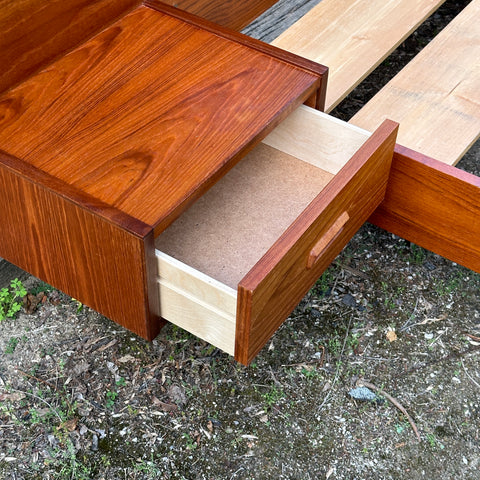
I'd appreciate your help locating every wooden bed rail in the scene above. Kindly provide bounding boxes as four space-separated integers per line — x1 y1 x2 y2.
370 145 480 274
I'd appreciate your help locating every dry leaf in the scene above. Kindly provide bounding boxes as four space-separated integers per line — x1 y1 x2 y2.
61 417 78 432
152 396 178 412
386 330 398 342
23 293 46 315
117 354 136 363
0 391 26 402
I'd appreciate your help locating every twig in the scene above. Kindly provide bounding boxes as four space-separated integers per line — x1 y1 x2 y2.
461 359 480 389
335 262 369 280
399 298 419 332
16 368 73 411
464 333 480 343
356 380 421 442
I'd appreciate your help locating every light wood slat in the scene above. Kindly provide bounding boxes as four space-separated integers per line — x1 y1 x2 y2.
351 0 480 166
272 0 446 112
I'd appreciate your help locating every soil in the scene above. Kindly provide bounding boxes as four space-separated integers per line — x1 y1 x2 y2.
1 1 479 479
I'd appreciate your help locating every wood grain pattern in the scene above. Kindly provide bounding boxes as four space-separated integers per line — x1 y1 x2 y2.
0 150 162 340
146 1 329 98
236 120 398 365
351 0 480 165
272 0 446 112
0 0 140 94
370 145 480 273
160 0 279 30
0 4 323 237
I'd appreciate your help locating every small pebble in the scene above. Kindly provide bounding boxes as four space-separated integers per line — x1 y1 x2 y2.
91 434 99 451
348 386 377 402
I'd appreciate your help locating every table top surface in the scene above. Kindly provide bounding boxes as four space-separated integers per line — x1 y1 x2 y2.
0 4 320 234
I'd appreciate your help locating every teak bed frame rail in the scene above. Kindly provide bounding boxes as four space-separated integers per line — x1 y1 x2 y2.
0 0 478 364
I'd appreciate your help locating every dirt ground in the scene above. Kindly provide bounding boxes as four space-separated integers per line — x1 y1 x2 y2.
1 1 479 479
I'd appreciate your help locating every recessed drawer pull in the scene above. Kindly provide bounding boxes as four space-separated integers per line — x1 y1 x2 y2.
307 211 350 269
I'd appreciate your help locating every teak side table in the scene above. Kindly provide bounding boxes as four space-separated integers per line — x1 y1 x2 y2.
0 1 399 364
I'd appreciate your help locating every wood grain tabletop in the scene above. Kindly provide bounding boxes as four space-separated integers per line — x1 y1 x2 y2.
0 3 322 235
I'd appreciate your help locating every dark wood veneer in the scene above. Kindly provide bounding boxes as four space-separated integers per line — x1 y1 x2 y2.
160 0 279 30
0 0 141 94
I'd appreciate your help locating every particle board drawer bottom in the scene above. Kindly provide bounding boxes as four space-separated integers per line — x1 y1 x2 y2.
154 107 398 364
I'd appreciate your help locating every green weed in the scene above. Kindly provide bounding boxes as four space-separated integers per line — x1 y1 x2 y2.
105 390 118 410
0 278 26 321
5 336 21 354
262 385 285 408
409 244 426 265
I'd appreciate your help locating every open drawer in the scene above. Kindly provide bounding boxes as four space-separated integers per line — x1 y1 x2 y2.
155 107 398 364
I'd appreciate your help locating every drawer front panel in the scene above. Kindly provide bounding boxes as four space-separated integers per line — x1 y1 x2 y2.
236 120 398 365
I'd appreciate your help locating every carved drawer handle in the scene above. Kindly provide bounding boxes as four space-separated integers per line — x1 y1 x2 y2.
307 211 350 269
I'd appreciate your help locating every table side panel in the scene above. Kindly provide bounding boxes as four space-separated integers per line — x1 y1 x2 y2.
0 153 161 340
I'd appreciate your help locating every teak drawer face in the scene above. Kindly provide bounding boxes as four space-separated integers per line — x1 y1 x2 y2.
155 108 398 364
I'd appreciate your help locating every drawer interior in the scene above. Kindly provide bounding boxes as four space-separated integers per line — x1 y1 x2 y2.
154 106 371 355
156 143 334 288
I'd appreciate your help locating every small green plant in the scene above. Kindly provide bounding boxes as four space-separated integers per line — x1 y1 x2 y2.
71 298 84 313
46 436 92 479
0 278 26 321
5 336 20 354
313 268 334 296
134 454 163 476
301 366 320 379
29 280 54 296
434 274 462 297
328 336 341 356
380 281 396 309
395 421 409 434
182 432 198 450
105 390 118 410
116 376 126 387
426 432 445 450
262 385 285 408
409 243 426 265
